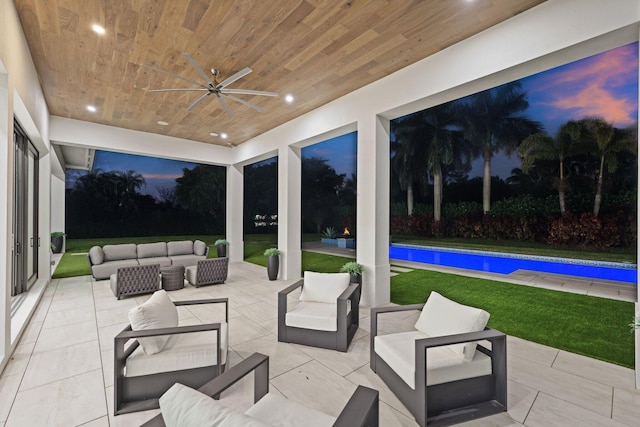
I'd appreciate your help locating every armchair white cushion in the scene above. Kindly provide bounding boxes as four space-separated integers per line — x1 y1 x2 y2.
414 291 489 360
128 290 178 355
160 383 268 427
299 271 350 303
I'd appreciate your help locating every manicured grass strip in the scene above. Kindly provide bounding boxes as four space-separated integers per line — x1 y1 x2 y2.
391 269 635 368
392 236 637 264
52 252 91 278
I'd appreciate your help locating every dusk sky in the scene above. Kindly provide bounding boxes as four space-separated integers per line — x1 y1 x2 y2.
67 42 637 194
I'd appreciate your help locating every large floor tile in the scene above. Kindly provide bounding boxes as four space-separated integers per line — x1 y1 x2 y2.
345 364 413 418
507 336 558 367
294 336 370 376
6 370 106 427
270 360 358 417
231 337 313 378
34 320 98 353
20 340 102 391
0 341 35 378
228 316 272 346
612 386 640 426
42 305 96 330
0 374 21 422
552 350 636 390
509 354 614 417
524 392 628 427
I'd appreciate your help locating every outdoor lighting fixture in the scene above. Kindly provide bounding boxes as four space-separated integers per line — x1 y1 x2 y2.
157 120 168 126
92 24 105 35
86 105 97 112
285 94 294 103
220 133 228 139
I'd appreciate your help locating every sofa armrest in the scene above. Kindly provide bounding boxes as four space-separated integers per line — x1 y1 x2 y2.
334 385 379 427
370 304 424 370
277 279 304 342
278 279 304 297
140 353 270 427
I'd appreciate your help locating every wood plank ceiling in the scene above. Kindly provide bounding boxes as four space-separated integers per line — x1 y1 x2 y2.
14 0 546 147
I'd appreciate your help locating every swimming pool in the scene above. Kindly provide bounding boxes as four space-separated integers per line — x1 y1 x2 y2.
389 244 638 284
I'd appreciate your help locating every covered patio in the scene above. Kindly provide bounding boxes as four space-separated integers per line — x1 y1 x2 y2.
1 261 639 426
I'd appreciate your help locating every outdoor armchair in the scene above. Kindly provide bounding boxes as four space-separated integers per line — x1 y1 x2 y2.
110 263 161 300
370 291 507 426
278 271 360 352
114 290 229 415
141 352 380 427
185 257 229 287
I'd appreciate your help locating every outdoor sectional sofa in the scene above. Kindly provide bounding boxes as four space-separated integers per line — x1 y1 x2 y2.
88 240 209 280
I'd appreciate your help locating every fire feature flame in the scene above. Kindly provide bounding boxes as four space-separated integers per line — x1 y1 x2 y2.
343 227 350 236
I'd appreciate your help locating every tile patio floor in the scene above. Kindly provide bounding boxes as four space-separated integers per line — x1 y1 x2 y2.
1 260 640 426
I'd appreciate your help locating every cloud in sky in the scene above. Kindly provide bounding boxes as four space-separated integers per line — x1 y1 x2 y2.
524 43 638 130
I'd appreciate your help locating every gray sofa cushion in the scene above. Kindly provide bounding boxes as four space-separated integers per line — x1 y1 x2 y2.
167 241 193 256
103 244 137 262
138 242 168 259
92 259 139 280
89 246 104 265
194 240 207 256
170 254 206 268
138 257 171 267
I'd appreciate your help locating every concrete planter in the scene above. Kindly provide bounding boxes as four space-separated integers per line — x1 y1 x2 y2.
267 255 279 280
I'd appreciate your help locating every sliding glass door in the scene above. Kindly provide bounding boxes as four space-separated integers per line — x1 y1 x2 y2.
12 120 39 296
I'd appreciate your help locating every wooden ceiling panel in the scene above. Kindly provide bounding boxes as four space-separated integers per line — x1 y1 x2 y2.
14 0 546 147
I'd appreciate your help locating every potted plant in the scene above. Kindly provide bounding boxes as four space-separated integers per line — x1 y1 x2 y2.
214 239 229 257
51 231 65 254
340 261 364 285
264 248 281 281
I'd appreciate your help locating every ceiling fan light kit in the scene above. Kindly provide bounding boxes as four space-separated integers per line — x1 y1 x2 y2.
143 52 278 118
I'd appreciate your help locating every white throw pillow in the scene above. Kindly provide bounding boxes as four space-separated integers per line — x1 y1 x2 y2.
160 383 269 427
414 291 490 361
300 271 350 303
88 246 104 265
128 290 178 355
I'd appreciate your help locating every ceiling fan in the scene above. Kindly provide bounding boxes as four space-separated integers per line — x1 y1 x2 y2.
142 52 278 117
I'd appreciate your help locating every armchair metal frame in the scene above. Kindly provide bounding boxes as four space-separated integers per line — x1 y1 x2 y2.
187 257 229 287
114 298 229 415
111 263 160 300
370 304 507 427
142 352 379 427
278 279 360 352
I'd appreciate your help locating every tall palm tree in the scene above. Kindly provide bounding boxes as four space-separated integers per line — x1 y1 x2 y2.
391 120 428 216
518 120 583 214
393 103 467 221
462 82 541 213
578 118 637 217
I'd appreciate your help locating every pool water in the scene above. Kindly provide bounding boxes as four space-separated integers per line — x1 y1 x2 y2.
389 244 638 284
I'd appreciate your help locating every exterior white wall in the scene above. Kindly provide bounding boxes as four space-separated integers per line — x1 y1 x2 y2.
226 165 244 262
50 176 65 235
0 0 51 372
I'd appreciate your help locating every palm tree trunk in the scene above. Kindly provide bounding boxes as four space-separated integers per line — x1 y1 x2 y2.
482 149 492 213
558 161 566 215
407 182 414 216
593 156 605 217
433 172 442 221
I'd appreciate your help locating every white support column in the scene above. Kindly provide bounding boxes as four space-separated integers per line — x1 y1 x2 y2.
277 145 301 280
226 164 244 263
356 115 391 307
635 23 640 391
0 70 10 372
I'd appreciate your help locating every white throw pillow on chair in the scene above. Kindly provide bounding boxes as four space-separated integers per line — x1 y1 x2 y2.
414 291 489 361
299 271 350 303
128 290 178 355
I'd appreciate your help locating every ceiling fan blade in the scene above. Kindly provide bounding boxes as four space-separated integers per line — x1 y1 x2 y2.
182 52 214 86
141 64 207 89
217 67 252 88
187 92 212 111
223 94 267 113
148 88 209 93
221 88 278 97
215 94 234 117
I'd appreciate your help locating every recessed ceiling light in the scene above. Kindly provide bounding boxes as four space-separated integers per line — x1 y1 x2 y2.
157 120 169 126
220 133 228 139
86 105 97 112
209 132 219 137
92 24 105 35
285 94 294 103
